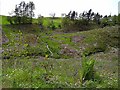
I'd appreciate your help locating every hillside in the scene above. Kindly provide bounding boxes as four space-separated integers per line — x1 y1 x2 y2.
1 21 119 88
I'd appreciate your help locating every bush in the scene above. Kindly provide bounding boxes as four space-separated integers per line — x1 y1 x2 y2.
7 16 13 24
46 20 56 30
62 17 73 32
38 15 44 30
81 56 95 84
62 17 96 32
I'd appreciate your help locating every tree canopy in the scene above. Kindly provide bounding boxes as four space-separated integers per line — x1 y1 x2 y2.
7 1 35 24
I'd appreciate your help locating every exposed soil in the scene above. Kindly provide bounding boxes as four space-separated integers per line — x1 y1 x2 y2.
2 32 9 44
0 26 9 44
60 44 80 57
60 35 86 57
72 35 85 43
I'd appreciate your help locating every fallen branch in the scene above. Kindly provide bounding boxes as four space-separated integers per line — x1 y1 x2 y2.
46 44 53 56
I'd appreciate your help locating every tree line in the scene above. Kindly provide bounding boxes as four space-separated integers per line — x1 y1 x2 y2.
7 1 35 24
7 1 120 32
62 9 119 32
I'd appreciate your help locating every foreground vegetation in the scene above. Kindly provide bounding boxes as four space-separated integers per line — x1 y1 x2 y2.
2 51 118 88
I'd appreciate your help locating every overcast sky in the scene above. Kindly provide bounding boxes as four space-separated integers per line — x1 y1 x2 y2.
0 0 119 17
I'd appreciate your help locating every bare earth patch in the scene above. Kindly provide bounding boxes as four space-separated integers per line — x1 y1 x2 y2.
2 31 9 44
72 35 85 43
60 44 80 57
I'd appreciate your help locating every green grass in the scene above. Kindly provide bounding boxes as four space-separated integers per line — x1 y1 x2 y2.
2 25 118 59
0 15 10 25
0 15 62 29
2 51 118 88
1 15 119 88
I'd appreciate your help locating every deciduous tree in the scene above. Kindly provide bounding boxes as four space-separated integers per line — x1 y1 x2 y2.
7 1 35 24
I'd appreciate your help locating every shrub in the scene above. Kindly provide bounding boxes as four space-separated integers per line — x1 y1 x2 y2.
83 43 106 56
62 17 73 32
47 20 56 30
81 56 95 84
7 16 13 24
38 15 44 29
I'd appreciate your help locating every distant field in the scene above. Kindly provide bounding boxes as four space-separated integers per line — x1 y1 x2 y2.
0 15 10 25
0 15 62 28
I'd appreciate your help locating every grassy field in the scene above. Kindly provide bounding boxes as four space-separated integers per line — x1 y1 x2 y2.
0 15 62 28
1 15 119 88
0 15 10 25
